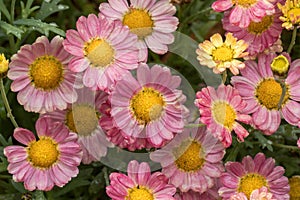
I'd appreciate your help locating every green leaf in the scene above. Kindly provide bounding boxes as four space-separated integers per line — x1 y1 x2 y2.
20 0 39 19
0 156 8 173
10 180 26 194
14 18 65 37
0 21 24 39
53 180 91 197
254 132 273 152
35 0 69 20
0 0 11 21
32 190 46 200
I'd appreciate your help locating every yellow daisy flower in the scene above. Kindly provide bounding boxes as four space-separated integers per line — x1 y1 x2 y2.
278 0 300 30
196 33 248 75
0 54 9 78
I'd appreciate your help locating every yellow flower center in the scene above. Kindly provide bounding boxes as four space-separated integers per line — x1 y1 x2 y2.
29 55 63 90
123 9 154 38
84 38 115 68
212 101 237 130
174 140 205 172
212 46 234 63
255 79 289 110
248 15 273 34
27 137 59 168
289 176 300 199
65 105 99 136
238 173 268 199
130 87 165 125
0 53 8 78
126 187 154 200
234 0 257 7
271 55 289 74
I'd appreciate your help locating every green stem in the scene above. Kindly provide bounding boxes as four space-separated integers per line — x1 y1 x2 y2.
271 142 299 151
10 0 16 23
103 167 109 186
222 70 227 84
184 123 205 128
287 27 297 54
277 79 286 110
0 79 18 128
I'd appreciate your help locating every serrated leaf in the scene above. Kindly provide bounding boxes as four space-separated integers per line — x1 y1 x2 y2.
35 0 69 20
14 18 65 36
20 0 40 19
0 21 23 39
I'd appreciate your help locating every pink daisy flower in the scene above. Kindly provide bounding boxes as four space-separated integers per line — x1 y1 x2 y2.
231 54 300 134
99 100 151 151
194 84 252 148
63 14 139 91
7 36 77 113
150 126 225 193
110 63 189 148
250 186 276 200
222 7 283 57
106 160 176 200
99 0 179 61
212 0 275 28
42 87 113 164
3 117 82 191
219 153 290 200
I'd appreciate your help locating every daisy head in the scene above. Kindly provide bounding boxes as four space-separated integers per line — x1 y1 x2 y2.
8 36 77 113
150 126 225 193
289 176 300 199
278 0 300 30
194 84 252 147
4 117 82 191
63 14 139 91
222 7 283 58
99 0 179 61
196 33 248 75
0 53 9 78
231 54 300 134
106 160 176 200
42 87 113 164
110 63 189 148
212 0 275 28
219 153 290 200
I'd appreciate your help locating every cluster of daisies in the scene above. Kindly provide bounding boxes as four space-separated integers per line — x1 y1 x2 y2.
2 0 300 199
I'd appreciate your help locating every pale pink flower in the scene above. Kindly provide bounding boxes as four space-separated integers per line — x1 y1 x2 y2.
150 126 225 193
99 0 178 61
4 117 82 191
231 54 300 135
212 0 275 28
63 14 139 91
194 84 252 148
219 153 289 200
110 63 189 148
8 36 77 113
222 7 282 57
250 186 276 200
230 193 248 200
106 160 176 200
41 87 113 164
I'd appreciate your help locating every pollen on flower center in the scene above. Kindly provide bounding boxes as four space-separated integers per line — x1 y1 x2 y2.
248 15 273 34
234 0 257 7
289 176 300 199
212 46 234 63
255 79 289 110
130 87 165 125
27 137 59 168
65 105 99 136
174 140 205 172
127 187 154 200
212 101 237 130
84 38 115 67
29 55 63 90
123 9 154 38
238 173 268 199
271 55 289 74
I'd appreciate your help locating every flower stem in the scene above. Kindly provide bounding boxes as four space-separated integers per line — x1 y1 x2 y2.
222 70 227 84
287 27 297 54
184 123 205 128
0 79 18 128
271 142 299 151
